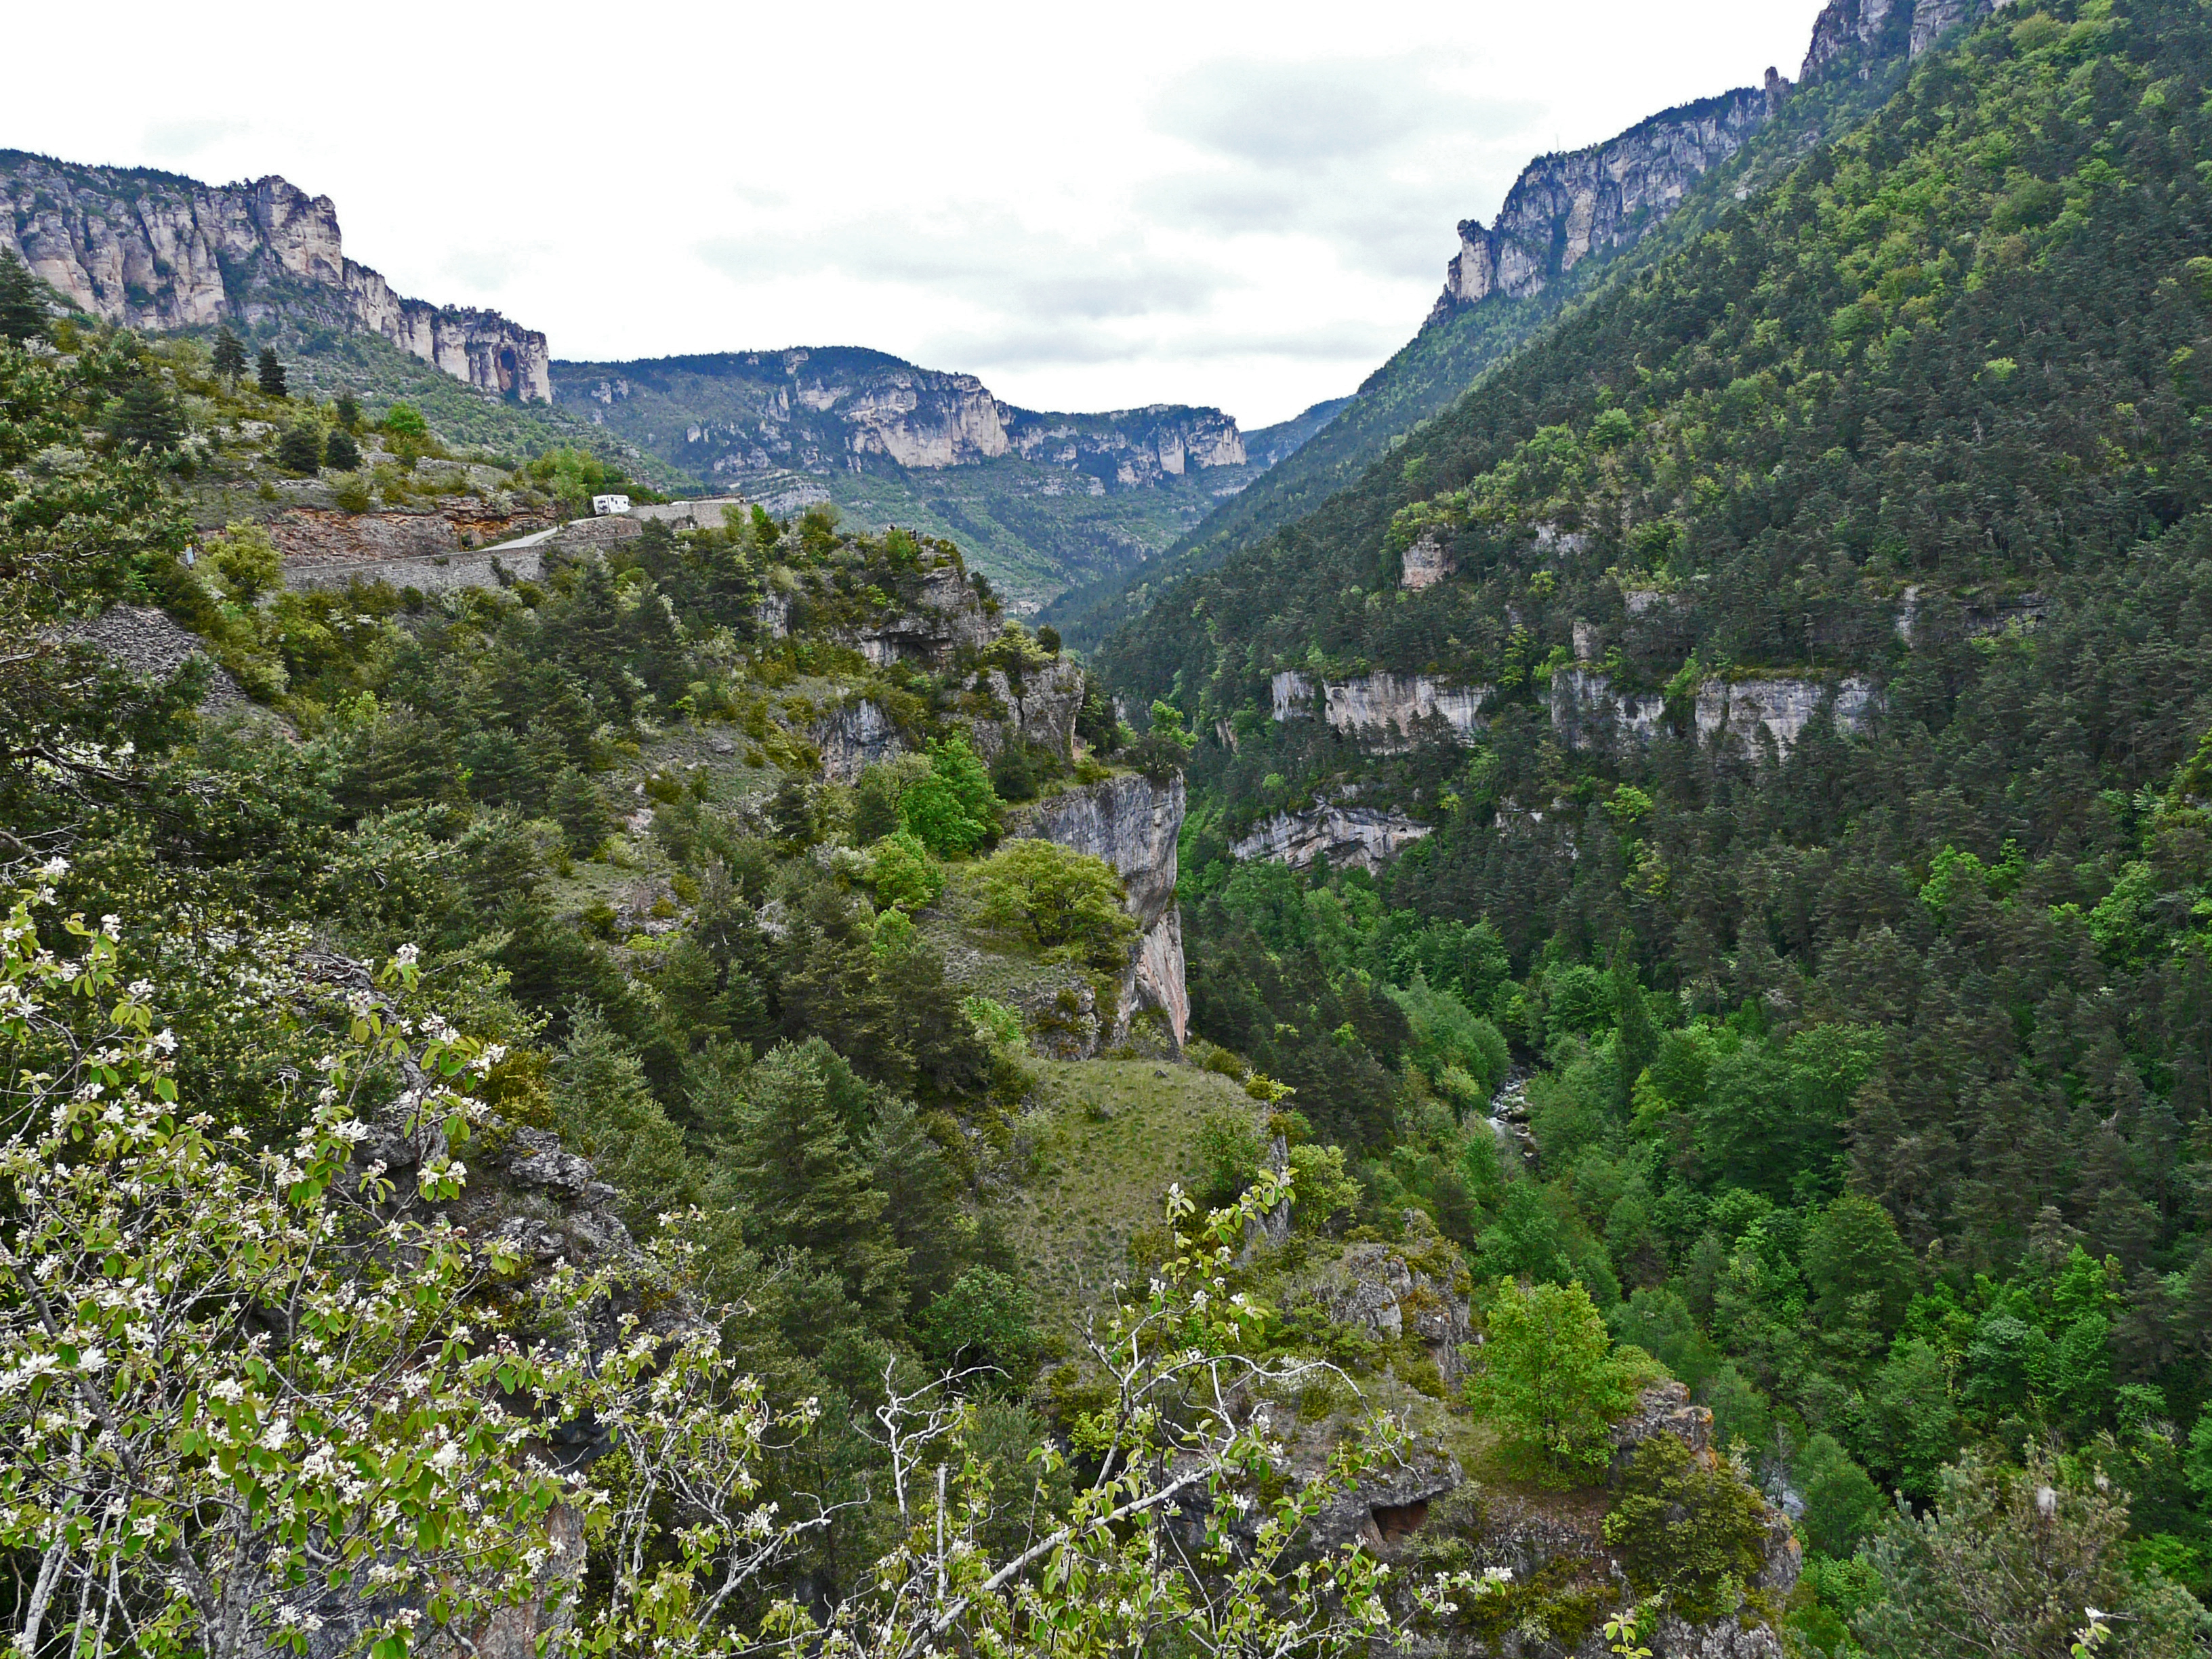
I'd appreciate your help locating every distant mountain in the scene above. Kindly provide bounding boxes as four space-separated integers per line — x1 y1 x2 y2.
0 150 552 403
1046 0 2009 651
550 350 1347 608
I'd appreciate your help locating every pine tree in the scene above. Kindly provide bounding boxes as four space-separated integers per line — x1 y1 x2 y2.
274 422 323 475
709 1039 903 1314
256 346 287 398
210 327 247 388
0 250 46 346
333 392 359 429
107 372 184 453
323 426 361 471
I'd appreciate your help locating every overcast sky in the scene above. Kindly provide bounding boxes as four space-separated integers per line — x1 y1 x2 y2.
12 0 1829 427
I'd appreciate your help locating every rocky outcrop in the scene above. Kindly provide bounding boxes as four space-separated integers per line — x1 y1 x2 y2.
815 699 903 783
840 566 1000 668
62 605 254 718
1550 669 1877 758
837 367 1014 468
1400 532 1456 590
1009 773 1187 1046
1429 87 1775 321
0 151 551 401
968 655 1086 763
1230 804 1431 872
1006 405 1246 486
1268 672 1487 751
1326 675 1488 751
1800 0 2006 83
1301 1220 1476 1384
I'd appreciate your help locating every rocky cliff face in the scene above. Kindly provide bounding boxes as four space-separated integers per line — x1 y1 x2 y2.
0 151 550 401
1010 773 1188 1046
1430 86 1778 321
551 348 1247 491
1272 671 1490 752
1551 669 1877 758
1006 405 1246 485
1229 803 1432 872
1800 0 2007 83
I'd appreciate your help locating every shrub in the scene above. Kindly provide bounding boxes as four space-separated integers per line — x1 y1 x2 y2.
1603 1433 1771 1622
1194 1109 1263 1206
325 426 362 471
973 840 1136 969
918 1267 1040 1385
869 830 944 912
382 401 429 438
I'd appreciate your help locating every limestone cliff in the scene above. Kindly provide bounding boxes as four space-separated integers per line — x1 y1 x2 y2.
1799 0 2008 83
1551 668 1877 758
0 151 550 401
1229 803 1432 872
553 347 1246 491
1272 671 1488 752
1009 773 1188 1046
1429 86 1778 322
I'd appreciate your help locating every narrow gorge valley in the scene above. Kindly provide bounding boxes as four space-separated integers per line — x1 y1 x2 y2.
5 0 2212 1655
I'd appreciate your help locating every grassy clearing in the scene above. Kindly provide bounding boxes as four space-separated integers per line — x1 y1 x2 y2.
997 1059 1258 1330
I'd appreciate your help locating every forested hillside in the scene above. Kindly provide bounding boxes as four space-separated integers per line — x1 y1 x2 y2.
6 0 2212 1654
1099 0 2212 1643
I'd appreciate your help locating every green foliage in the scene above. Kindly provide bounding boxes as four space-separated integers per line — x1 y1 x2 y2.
325 424 362 471
551 1006 696 1233
1855 1447 2206 1658
1387 971 1510 1111
918 1265 1040 1384
274 419 323 474
108 369 184 453
1795 1431 1887 1559
0 249 49 344
209 325 245 384
869 830 944 912
548 766 611 856
255 344 286 397
1288 1141 1364 1234
1193 1107 1264 1206
973 838 1137 969
380 400 428 438
1467 1276 1644 1483
899 735 1002 855
1603 1433 1771 1622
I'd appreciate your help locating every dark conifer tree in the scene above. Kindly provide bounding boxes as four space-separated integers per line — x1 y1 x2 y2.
0 250 46 346
256 346 287 398
210 327 247 388
324 426 361 471
274 422 323 475
108 372 184 453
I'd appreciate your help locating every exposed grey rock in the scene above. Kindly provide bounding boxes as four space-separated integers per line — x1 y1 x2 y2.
1400 531 1457 591
1321 674 1490 751
840 566 998 668
1801 0 2007 83
1431 89 1773 321
815 698 903 783
63 605 255 719
970 655 1085 763
1300 1221 1475 1383
1230 804 1432 872
1551 669 1877 758
1008 772 1189 1046
0 152 552 401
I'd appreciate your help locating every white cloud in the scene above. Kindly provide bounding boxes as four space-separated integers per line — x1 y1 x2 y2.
15 0 1832 426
